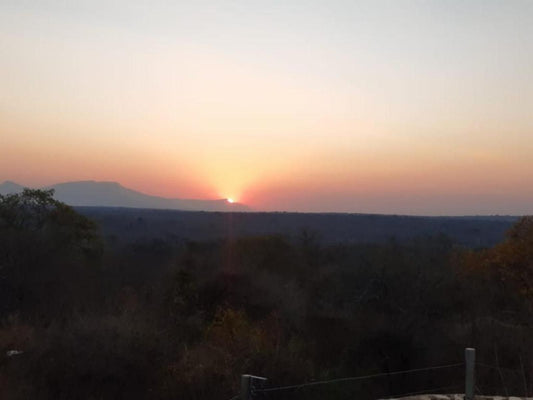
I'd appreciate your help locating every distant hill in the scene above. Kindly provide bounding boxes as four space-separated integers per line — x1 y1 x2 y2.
1 180 520 246
0 180 250 212
0 181 24 195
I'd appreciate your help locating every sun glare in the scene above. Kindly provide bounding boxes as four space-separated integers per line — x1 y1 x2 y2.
227 198 234 203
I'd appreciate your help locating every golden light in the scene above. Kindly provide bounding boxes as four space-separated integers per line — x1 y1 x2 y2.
227 198 234 203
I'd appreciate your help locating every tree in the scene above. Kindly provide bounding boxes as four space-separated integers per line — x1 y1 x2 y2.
463 216 533 304
0 189 103 317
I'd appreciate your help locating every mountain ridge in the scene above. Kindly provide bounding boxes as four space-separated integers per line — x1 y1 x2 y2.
0 180 250 212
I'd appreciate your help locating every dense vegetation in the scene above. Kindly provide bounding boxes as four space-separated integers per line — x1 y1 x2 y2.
78 206 516 248
1 190 532 399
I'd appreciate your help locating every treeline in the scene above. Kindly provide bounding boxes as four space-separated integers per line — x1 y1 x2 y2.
1 190 532 399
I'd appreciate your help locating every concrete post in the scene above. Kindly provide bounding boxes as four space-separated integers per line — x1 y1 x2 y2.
240 375 267 400
465 348 476 400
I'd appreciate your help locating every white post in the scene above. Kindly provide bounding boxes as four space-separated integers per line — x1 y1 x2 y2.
240 375 267 400
465 348 476 400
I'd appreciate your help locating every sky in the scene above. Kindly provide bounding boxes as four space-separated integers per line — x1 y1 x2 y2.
1 0 532 215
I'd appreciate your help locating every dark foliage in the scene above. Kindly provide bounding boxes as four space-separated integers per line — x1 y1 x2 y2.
1 195 532 399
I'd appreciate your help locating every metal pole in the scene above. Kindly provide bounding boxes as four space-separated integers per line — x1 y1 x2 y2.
465 348 476 400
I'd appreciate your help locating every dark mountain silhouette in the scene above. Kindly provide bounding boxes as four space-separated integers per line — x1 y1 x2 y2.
0 180 250 212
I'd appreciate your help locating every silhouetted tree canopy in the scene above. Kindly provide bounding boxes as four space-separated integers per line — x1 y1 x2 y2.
0 188 102 257
0 189 103 317
464 216 533 304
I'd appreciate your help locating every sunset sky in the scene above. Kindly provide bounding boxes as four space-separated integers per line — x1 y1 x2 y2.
1 0 532 215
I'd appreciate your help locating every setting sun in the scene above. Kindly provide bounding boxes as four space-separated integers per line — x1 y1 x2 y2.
0 0 532 217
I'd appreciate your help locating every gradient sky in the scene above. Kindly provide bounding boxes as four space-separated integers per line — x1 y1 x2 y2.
1 0 532 215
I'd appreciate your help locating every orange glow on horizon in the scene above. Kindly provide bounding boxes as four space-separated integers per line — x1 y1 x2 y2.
1 1 533 215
